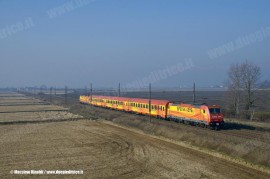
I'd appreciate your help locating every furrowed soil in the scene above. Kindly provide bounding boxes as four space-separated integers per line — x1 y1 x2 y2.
0 92 270 178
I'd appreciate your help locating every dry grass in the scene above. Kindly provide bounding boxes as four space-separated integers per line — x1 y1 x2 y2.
110 116 270 168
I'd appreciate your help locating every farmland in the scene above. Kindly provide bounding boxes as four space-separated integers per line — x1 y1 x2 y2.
0 91 270 178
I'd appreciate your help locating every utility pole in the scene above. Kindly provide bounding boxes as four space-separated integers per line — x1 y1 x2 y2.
118 83 121 97
50 87 52 102
90 83 93 106
193 82 196 104
65 86 68 105
149 83 152 123
85 86 88 96
179 84 181 101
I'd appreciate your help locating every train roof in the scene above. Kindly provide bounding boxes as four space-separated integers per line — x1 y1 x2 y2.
82 95 221 108
128 97 169 105
91 95 169 105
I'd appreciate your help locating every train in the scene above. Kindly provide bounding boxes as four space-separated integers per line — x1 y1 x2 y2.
79 95 224 129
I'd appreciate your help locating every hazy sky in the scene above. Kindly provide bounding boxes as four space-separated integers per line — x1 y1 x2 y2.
0 0 270 88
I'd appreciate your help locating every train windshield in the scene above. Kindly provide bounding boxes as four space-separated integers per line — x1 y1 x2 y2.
209 108 221 114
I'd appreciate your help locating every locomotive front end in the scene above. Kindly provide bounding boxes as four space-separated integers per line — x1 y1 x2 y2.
208 106 224 129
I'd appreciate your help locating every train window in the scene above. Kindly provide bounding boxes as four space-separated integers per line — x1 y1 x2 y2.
146 104 148 108
209 108 221 114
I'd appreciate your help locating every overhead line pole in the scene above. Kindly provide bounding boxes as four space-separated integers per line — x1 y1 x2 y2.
193 82 196 104
118 83 121 97
50 87 52 102
65 86 68 105
90 83 93 108
149 83 152 123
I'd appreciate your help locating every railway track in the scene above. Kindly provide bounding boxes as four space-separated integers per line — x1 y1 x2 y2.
216 129 270 142
109 110 270 143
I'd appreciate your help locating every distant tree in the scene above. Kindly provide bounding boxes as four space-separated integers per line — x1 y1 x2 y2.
258 80 270 88
240 61 260 111
40 84 47 93
226 63 242 116
226 61 261 119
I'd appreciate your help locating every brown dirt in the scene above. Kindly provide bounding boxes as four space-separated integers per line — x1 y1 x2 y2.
0 120 269 179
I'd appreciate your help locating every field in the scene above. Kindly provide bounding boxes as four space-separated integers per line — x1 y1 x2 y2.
0 91 270 178
0 93 81 124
